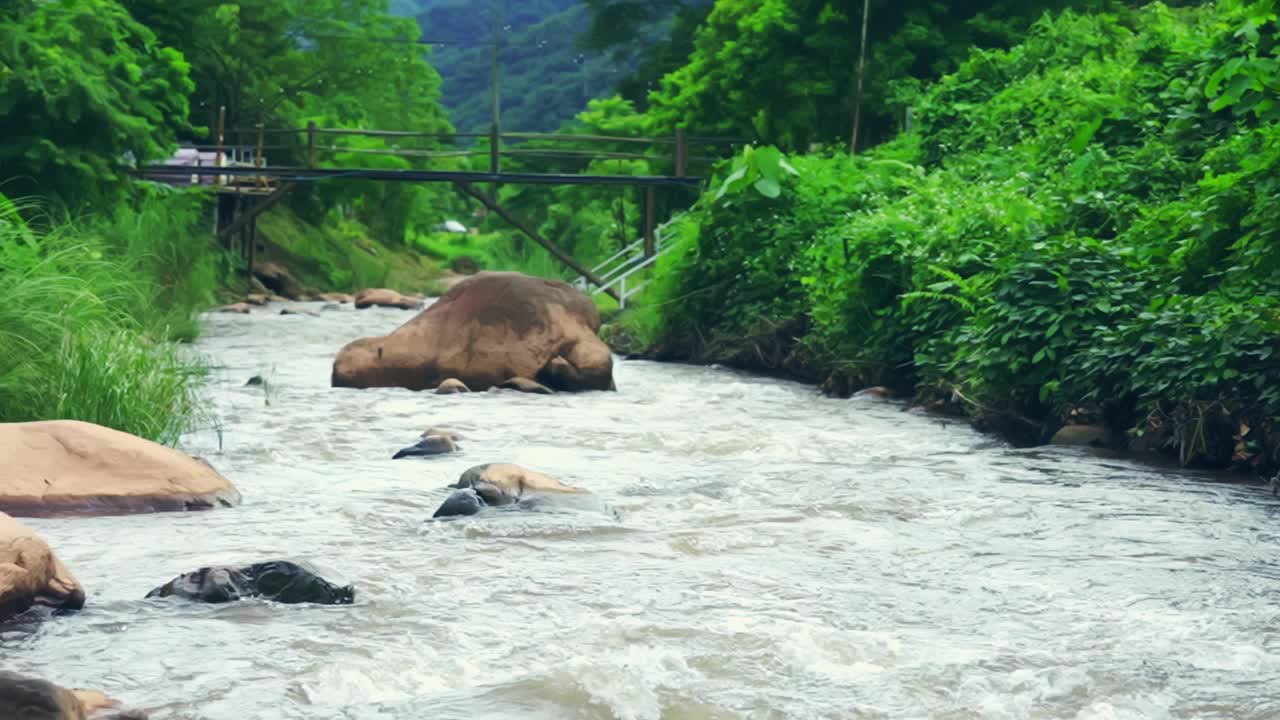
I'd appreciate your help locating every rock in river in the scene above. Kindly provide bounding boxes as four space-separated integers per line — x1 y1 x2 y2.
353 288 421 310
392 434 458 459
0 421 241 517
0 672 125 720
435 378 471 394
332 272 615 393
146 560 354 605
433 463 589 518
0 512 84 622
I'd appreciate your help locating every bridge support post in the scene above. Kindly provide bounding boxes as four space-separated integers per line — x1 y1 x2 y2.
643 187 655 259
307 121 317 168
675 128 687 178
453 181 620 302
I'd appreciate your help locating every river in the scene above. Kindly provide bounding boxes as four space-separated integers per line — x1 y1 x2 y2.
6 301 1280 719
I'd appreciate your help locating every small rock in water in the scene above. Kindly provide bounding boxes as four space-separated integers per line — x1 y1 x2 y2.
280 308 318 317
853 386 896 400
146 560 354 605
392 434 458 459
433 463 588 518
216 303 251 314
498 376 555 395
435 378 471 394
0 671 123 720
245 375 265 387
421 426 464 441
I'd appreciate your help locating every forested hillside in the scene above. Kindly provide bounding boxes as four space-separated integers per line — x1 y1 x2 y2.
398 0 694 133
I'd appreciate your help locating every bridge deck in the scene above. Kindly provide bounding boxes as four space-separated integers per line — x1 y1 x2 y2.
137 164 705 189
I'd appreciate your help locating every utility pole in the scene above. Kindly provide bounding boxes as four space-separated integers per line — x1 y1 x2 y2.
850 0 871 154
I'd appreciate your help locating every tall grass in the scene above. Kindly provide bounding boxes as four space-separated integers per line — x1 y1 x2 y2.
0 192 220 445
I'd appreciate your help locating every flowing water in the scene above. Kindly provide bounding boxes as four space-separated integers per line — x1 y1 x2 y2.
7 301 1280 719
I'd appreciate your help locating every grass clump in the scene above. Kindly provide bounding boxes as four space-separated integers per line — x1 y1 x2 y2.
0 192 221 445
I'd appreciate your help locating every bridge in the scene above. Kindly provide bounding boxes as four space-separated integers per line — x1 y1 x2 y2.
138 120 743 302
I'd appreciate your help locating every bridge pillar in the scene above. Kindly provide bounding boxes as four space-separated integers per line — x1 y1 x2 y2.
643 187 656 259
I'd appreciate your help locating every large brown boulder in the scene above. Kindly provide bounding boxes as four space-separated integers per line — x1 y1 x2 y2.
333 272 615 392
353 288 421 310
0 513 84 622
0 421 241 517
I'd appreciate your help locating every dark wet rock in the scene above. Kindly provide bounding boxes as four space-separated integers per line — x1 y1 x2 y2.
450 255 480 275
146 561 354 605
0 671 122 719
244 375 264 387
433 463 587 518
280 308 318 317
392 434 458 460
498 377 555 395
253 262 307 300
433 488 485 518
435 378 471 394
1051 424 1112 448
321 303 342 311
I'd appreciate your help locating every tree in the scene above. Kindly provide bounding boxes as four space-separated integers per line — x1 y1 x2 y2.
643 0 1125 150
0 0 193 206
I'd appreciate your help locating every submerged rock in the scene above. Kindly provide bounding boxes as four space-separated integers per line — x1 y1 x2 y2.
0 512 84 623
0 672 126 720
853 386 896 400
245 375 265 387
333 272 615 393
216 303 251 314
353 288 421 310
433 463 588 518
435 378 471 394
146 561 354 605
0 421 241 517
392 434 458 460
498 376 555 395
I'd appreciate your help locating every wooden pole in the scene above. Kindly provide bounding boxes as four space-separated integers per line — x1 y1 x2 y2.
489 123 500 175
675 128 687 178
307 121 317 168
215 105 226 188
850 0 871 154
643 187 655 258
247 214 257 284
255 123 265 188
453 181 620 301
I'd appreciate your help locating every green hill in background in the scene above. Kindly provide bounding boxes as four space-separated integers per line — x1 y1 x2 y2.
392 0 663 133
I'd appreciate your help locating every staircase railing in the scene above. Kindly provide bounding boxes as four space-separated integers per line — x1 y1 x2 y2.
574 221 678 308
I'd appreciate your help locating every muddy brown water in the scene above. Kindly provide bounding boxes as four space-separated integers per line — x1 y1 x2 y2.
6 301 1280 719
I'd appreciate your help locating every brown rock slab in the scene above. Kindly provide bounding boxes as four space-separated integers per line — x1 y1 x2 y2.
853 386 896 400
0 513 84 622
333 272 615 392
0 421 241 517
353 288 421 310
215 303 251 314
319 292 355 304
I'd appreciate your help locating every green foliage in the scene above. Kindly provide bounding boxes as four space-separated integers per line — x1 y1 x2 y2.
632 1 1280 463
644 0 1125 149
0 0 193 206
0 193 221 444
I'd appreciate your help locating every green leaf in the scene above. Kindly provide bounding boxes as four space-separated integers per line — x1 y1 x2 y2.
753 177 782 198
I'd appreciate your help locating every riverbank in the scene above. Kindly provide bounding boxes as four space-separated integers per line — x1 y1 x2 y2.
605 3 1280 479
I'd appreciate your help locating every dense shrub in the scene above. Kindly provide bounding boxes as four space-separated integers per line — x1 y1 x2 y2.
631 0 1280 469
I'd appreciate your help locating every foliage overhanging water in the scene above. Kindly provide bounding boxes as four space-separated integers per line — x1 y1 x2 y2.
6 302 1280 719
